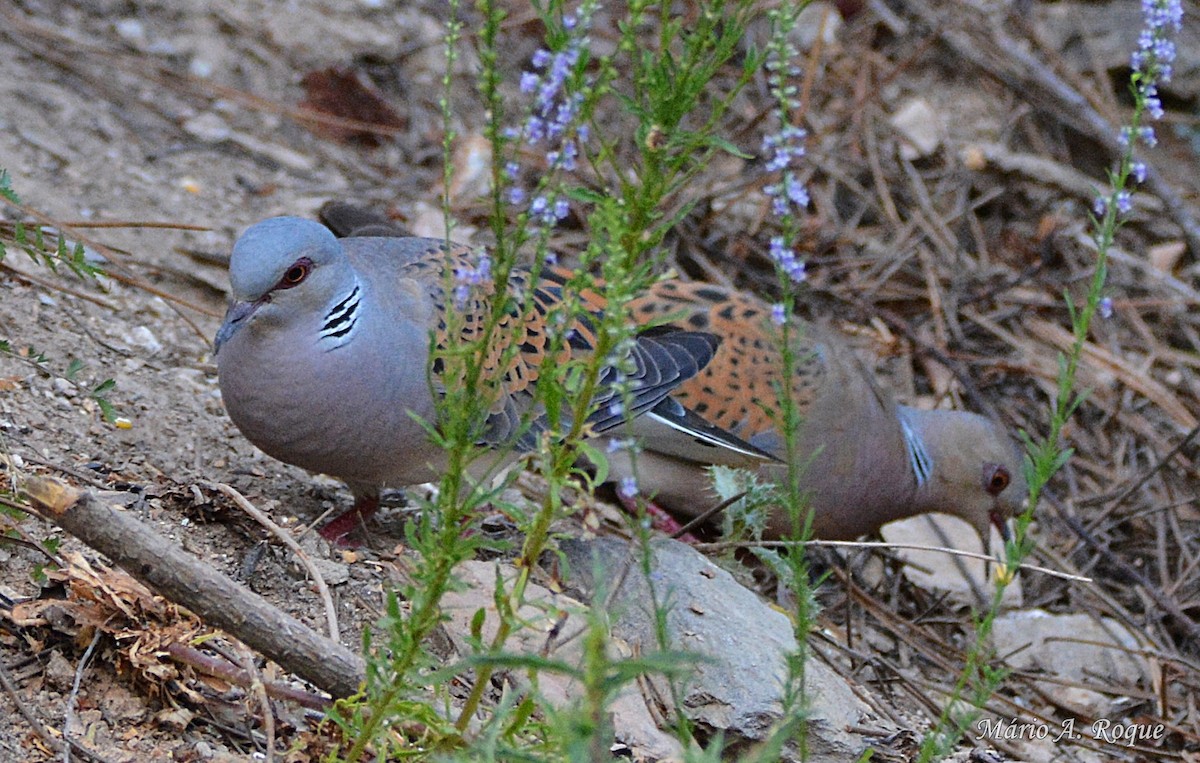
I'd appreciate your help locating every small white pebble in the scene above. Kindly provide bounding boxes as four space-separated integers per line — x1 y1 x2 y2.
125 325 163 355
189 58 214 78
183 112 231 143
114 18 145 43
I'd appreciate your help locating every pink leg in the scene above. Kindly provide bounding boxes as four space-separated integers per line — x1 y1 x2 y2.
618 493 699 543
318 494 380 546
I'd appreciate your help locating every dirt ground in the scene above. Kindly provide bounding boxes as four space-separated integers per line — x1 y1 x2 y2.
1 0 1198 761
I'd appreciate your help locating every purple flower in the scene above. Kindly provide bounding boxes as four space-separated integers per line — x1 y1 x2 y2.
504 7 595 230
529 195 566 225
1145 95 1164 120
1093 196 1108 218
1131 0 1183 88
771 303 787 326
617 476 638 499
519 17 590 146
1115 190 1133 215
547 139 578 171
762 125 809 218
1131 161 1147 183
769 237 807 284
784 174 809 208
606 437 633 454
453 251 492 307
1117 125 1157 150
526 116 546 143
1098 297 1114 319
762 126 807 172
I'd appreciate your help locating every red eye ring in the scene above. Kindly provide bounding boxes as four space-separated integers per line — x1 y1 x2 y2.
277 257 312 289
984 464 1011 496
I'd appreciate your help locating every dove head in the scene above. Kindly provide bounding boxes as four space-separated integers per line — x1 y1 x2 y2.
901 407 1029 543
215 217 356 352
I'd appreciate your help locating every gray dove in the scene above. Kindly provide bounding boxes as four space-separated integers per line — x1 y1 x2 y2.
214 217 752 543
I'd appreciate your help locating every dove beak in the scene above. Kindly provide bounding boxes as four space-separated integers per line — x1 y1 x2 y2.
214 299 261 354
990 509 1012 543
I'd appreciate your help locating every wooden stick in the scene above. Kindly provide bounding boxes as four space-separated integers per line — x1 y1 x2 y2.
17 476 366 699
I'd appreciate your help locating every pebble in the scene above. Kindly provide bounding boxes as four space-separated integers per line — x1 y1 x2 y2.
183 113 232 143
124 326 164 355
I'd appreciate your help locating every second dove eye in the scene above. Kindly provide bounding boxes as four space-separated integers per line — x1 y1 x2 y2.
984 464 1011 495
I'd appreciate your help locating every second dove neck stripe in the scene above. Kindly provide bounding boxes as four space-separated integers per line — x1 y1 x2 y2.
320 284 361 347
897 409 933 488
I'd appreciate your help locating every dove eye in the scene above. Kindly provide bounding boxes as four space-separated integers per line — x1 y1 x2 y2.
984 464 1011 495
277 258 312 289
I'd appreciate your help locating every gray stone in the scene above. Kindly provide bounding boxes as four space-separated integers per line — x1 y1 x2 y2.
440 560 686 761
560 537 880 761
992 609 1150 718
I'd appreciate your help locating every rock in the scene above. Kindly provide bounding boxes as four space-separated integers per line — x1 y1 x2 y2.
881 513 1022 609
890 98 943 160
440 560 686 761
123 326 164 356
303 556 349 587
98 683 147 724
1035 2 1200 100
992 609 1150 717
560 537 880 761
792 2 843 51
44 649 76 692
406 200 477 243
447 133 493 202
183 113 232 144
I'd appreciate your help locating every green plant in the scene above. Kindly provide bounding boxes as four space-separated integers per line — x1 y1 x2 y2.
323 0 822 760
915 1 1183 758
0 171 103 279
0 342 118 424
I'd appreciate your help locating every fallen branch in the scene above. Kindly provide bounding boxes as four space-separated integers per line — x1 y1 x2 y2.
15 475 365 699
163 642 330 711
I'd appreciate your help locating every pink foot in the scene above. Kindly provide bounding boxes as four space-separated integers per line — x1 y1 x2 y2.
317 495 379 547
618 494 699 543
